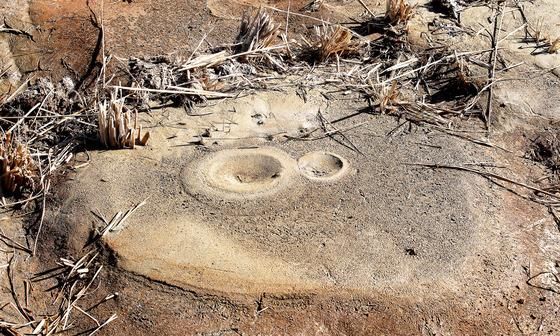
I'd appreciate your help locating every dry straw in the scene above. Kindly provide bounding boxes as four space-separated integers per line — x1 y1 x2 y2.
0 132 37 195
312 24 359 62
97 90 150 149
27 250 118 335
385 0 415 25
236 8 281 53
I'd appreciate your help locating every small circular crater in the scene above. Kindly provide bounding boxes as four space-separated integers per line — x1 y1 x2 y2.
208 153 283 193
298 152 348 181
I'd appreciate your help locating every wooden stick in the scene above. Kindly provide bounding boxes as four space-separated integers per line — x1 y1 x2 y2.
0 233 32 254
485 1 506 128
108 85 234 98
357 0 375 16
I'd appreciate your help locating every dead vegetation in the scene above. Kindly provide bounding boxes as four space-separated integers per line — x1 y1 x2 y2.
369 80 401 114
352 0 416 61
304 24 360 62
2 1 559 334
385 0 415 26
97 90 150 149
516 6 560 55
21 251 118 335
236 8 282 54
0 132 37 195
530 18 559 54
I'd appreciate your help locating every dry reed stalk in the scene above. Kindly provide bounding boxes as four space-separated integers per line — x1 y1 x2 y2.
385 0 414 25
92 199 146 245
109 85 233 98
484 1 505 128
179 51 228 72
97 90 149 149
26 250 118 335
236 8 282 53
0 133 37 195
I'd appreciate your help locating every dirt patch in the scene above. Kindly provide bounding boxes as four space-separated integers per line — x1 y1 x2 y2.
529 129 560 177
14 0 372 84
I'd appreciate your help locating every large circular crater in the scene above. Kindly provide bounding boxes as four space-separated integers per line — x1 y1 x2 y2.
298 151 348 181
183 147 299 200
207 153 284 193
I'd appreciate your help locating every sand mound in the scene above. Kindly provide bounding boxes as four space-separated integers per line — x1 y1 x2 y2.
46 91 514 299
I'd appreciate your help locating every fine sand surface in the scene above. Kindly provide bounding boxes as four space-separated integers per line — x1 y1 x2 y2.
56 91 493 297
40 89 560 334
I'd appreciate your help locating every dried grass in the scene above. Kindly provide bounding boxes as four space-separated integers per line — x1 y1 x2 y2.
370 80 401 113
0 133 37 195
236 8 282 54
385 0 415 25
310 24 360 62
548 37 560 54
526 17 560 55
97 90 149 149
29 250 118 335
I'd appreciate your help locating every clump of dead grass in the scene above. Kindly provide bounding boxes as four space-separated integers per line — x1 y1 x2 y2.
0 132 37 195
369 80 402 114
236 8 282 54
98 90 150 149
306 24 360 62
385 0 415 26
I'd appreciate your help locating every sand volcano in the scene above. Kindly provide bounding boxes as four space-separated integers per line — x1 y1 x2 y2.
48 91 508 301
